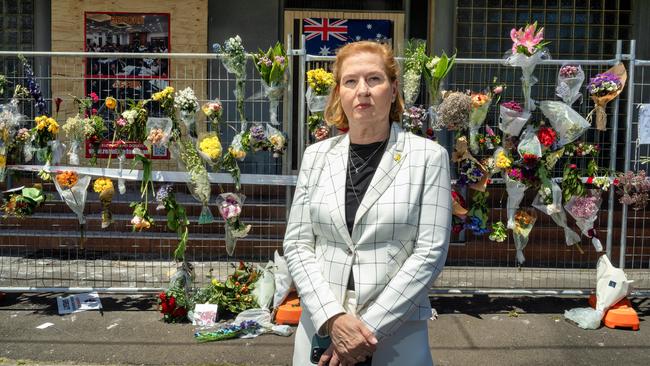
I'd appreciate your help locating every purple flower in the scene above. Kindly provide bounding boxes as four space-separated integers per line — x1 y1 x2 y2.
588 72 621 96
250 125 265 141
274 56 285 65
156 184 173 203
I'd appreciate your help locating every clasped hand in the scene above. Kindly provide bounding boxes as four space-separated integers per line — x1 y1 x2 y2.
318 314 377 366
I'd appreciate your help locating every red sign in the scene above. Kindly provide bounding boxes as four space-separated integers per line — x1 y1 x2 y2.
85 140 170 160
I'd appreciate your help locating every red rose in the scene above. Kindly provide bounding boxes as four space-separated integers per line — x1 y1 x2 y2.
613 178 620 186
586 176 594 184
159 292 166 301
569 164 577 169
452 224 463 234
168 296 176 309
160 302 170 314
172 307 187 318
537 127 557 147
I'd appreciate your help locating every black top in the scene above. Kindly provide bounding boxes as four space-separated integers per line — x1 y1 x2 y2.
344 138 388 292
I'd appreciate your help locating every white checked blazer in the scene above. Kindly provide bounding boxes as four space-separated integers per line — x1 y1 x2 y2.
283 122 452 340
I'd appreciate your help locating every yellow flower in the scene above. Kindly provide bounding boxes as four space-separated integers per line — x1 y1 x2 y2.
268 134 285 148
211 278 219 286
93 177 114 193
307 68 335 95
199 136 222 160
229 146 246 160
0 155 6 168
105 97 117 110
495 151 512 169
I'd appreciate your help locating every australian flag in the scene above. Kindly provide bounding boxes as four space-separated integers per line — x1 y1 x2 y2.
303 18 393 56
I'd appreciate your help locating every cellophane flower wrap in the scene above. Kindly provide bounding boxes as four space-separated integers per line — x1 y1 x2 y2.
436 91 471 131
202 99 224 132
423 51 455 129
539 101 589 147
159 272 192 323
197 132 223 166
156 185 190 262
565 190 603 252
402 39 428 106
174 87 200 135
0 100 22 180
93 177 114 229
402 105 427 135
221 36 248 127
513 208 537 264
469 92 492 154
53 171 90 227
217 193 252 256
253 42 287 125
556 64 585 105
532 179 581 247
146 117 173 150
192 261 261 317
306 68 334 136
69 93 108 166
504 22 550 112
517 126 542 159
587 63 627 131
62 115 84 166
266 124 287 158
614 170 650 211
505 169 528 230
16 127 33 163
2 185 46 218
498 101 530 136
174 139 213 224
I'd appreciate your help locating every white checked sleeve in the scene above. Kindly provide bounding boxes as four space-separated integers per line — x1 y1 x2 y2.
283 148 346 335
359 144 452 340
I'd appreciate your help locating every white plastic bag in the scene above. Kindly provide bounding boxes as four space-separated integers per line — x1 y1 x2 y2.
273 250 293 309
498 104 530 136
564 307 602 330
252 261 276 310
505 174 527 230
539 101 589 147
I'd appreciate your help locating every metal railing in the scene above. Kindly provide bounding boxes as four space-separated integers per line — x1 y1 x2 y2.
1 38 649 296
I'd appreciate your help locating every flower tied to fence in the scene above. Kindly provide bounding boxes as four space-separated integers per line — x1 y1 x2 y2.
586 63 627 131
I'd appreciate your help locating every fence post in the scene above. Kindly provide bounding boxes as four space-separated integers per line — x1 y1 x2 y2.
620 39 637 269
297 35 307 170
606 40 623 259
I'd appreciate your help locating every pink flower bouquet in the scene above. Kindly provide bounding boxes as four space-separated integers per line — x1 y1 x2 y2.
565 190 603 252
216 193 252 256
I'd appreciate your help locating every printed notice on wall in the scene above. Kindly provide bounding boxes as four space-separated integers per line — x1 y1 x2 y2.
640 104 650 144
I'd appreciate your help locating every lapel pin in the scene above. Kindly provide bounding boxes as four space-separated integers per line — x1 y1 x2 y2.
394 153 401 162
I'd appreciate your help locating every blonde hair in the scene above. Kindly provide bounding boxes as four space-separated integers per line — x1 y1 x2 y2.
324 41 404 130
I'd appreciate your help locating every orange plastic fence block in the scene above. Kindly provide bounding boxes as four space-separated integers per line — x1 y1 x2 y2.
275 292 301 325
587 294 639 331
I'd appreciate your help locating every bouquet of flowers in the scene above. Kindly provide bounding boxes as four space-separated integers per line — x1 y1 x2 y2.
145 117 173 150
587 63 627 131
54 170 90 246
306 68 335 136
191 261 260 316
451 190 468 235
489 221 507 242
158 276 191 323
119 101 149 142
18 55 47 116
67 93 107 165
556 64 585 105
0 100 21 180
517 126 542 159
539 101 589 147
565 190 603 252
267 125 287 158
436 91 471 131
130 201 154 231
2 185 46 218
31 115 59 172
151 86 179 139
505 168 528 230
465 191 490 235
217 193 252 256
194 321 261 343
402 105 427 135
253 42 288 125
202 99 224 132
175 139 213 224
156 185 190 262
532 179 582 248
197 132 223 166
504 22 550 112
249 124 267 152
498 100 530 136
494 148 513 173
537 126 558 151
561 163 586 203
93 177 114 229
468 92 492 154
513 208 537 264
174 87 200 135
423 51 455 108
61 115 85 165
614 170 650 211
402 39 428 106
221 35 248 127
16 127 33 163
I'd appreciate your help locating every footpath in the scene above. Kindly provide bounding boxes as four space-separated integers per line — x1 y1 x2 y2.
0 293 648 366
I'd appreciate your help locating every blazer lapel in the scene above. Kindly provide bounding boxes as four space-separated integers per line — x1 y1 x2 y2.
353 123 406 229
324 134 354 249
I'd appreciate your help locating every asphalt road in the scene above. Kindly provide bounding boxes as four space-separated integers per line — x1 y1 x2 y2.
0 293 648 366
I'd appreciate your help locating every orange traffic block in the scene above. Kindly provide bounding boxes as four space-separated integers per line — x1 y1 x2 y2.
588 294 639 331
275 292 301 325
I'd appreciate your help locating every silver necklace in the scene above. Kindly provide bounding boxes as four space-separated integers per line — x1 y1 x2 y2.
348 139 387 174
347 158 362 204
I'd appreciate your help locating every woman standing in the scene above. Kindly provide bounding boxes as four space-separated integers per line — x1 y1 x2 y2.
283 41 452 366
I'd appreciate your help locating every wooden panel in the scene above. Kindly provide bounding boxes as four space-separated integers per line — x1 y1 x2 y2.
51 1 207 171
